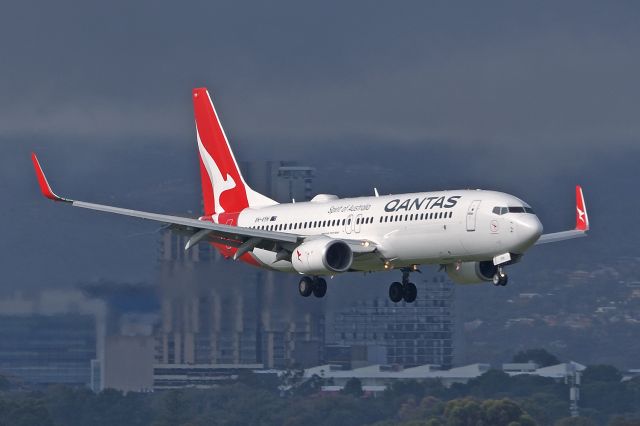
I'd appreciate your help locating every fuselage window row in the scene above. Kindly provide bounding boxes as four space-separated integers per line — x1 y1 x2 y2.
251 211 454 232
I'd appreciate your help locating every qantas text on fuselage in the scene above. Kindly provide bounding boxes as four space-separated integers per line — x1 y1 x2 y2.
31 87 590 303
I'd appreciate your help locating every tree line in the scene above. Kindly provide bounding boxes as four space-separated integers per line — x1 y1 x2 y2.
0 354 638 426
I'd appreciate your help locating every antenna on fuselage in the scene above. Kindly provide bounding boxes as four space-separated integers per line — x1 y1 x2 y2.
374 188 379 197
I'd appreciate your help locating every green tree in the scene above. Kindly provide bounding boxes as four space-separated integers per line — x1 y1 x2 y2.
343 377 364 397
466 369 513 398
554 416 597 426
443 399 485 426
582 365 622 383
608 416 640 426
397 396 444 422
0 398 54 426
520 392 569 425
512 349 560 367
483 399 527 426
153 390 187 426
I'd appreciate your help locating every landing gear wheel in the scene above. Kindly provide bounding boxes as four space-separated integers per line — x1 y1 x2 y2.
499 275 508 286
298 276 313 297
403 282 417 303
389 282 403 303
492 269 508 287
312 277 327 298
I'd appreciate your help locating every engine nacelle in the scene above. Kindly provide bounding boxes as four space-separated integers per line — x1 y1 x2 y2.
445 261 498 284
292 237 353 275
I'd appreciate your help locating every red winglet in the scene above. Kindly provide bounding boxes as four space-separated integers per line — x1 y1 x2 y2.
575 185 589 231
31 153 70 202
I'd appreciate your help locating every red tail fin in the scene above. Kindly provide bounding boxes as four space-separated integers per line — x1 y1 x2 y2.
193 88 276 220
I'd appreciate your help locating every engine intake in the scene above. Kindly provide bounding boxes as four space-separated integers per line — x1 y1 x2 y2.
445 261 497 284
292 237 353 275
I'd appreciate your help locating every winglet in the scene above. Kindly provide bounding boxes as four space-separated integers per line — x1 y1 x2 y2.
575 185 589 231
31 153 71 203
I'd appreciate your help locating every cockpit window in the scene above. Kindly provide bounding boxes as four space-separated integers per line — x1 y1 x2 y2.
493 206 534 215
508 206 535 214
492 207 508 215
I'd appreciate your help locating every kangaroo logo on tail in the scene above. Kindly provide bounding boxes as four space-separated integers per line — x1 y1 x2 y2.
193 88 277 221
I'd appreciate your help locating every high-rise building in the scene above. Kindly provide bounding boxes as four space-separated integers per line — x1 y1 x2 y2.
331 274 455 368
240 161 315 203
0 291 104 387
154 161 324 373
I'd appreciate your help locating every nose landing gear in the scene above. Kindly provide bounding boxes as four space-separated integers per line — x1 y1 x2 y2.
298 276 328 298
492 266 508 286
388 268 418 303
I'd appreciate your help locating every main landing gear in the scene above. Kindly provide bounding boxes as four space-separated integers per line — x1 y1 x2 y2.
388 268 418 303
492 266 508 286
298 276 327 298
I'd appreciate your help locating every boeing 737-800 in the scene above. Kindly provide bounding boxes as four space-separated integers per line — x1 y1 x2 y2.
32 87 590 303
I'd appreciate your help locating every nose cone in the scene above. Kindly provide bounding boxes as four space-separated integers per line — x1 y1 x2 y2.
514 215 543 251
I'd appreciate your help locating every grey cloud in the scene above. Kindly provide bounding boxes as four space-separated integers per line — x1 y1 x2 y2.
1 1 639 151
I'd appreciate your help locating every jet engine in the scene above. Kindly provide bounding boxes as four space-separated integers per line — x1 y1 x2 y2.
292 237 353 275
445 261 498 284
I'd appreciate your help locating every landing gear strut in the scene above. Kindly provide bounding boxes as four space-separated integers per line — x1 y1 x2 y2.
492 266 508 286
388 268 418 303
298 276 327 298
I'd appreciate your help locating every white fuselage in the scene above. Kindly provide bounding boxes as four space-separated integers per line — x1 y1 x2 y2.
236 189 543 273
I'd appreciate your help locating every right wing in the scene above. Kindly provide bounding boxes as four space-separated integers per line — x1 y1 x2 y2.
535 185 590 245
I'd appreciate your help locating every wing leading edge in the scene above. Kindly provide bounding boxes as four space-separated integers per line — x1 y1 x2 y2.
535 185 590 245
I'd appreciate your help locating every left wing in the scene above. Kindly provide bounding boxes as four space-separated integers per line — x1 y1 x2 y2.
31 153 378 260
32 153 298 254
535 185 590 245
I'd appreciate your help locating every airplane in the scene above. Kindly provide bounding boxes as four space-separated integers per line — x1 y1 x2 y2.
32 87 590 303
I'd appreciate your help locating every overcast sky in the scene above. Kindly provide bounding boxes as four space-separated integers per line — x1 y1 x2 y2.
2 1 639 147
1 1 639 289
